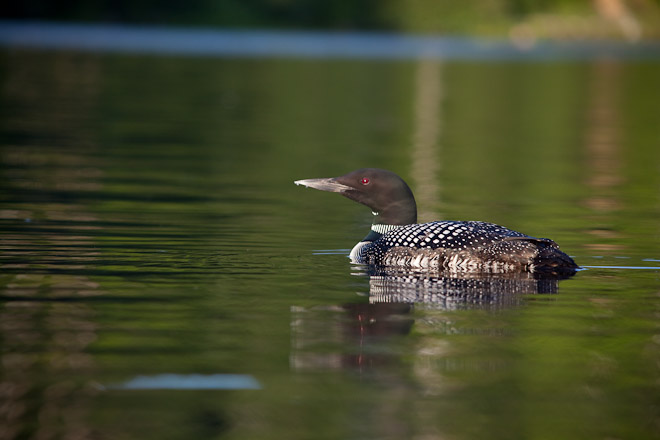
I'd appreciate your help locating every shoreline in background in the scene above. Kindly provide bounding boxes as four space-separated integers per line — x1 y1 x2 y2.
2 20 660 60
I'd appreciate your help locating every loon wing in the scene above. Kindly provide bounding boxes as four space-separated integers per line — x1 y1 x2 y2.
489 236 575 273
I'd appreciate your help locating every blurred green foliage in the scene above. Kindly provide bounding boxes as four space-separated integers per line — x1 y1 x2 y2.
4 0 660 39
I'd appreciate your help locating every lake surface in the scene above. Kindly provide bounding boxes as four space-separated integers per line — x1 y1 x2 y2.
1 24 660 440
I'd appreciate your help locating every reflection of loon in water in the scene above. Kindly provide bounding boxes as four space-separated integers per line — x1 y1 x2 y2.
295 168 578 274
290 268 568 372
358 266 564 308
290 302 414 371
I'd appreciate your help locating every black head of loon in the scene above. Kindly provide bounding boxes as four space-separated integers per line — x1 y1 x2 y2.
295 168 578 274
294 168 417 226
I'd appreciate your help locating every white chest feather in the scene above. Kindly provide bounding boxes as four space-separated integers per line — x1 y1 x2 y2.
349 241 371 263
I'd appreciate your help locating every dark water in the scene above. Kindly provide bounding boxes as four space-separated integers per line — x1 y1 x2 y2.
1 41 660 439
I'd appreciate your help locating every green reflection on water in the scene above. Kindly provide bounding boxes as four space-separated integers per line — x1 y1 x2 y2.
1 50 659 439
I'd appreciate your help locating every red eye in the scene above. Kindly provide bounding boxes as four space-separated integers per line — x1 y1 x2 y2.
361 177 370 185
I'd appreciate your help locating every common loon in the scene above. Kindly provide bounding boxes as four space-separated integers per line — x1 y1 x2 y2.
295 168 578 274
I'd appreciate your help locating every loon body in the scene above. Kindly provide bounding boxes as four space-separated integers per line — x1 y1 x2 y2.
295 168 578 274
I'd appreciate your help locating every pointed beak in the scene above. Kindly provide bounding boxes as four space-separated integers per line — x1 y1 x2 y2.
294 177 353 193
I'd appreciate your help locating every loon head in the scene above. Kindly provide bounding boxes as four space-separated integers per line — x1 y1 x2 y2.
295 168 417 225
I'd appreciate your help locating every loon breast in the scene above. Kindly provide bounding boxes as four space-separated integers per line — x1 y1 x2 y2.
351 221 572 273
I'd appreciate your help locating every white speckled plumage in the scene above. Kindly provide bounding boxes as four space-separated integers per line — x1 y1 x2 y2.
350 221 564 273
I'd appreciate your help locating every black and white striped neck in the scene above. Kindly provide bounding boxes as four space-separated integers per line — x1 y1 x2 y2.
371 224 403 235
